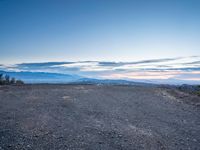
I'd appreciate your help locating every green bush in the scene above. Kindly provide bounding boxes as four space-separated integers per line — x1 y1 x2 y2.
0 74 24 85
5 75 10 84
0 74 3 85
10 77 16 84
16 80 24 85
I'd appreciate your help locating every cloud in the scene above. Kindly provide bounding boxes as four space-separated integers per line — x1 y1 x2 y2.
182 61 200 65
0 56 199 83
126 57 182 65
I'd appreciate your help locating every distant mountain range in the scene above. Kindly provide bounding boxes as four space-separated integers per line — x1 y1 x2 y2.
0 70 81 83
0 70 150 85
0 70 199 85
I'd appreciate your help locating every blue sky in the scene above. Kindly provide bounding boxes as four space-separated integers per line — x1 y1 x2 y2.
1 0 200 63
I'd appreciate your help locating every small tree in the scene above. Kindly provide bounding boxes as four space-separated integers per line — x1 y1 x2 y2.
10 77 16 84
16 80 24 85
5 75 10 84
0 74 3 85
0 74 24 85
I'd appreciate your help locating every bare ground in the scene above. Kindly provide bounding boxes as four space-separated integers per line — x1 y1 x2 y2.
0 84 199 150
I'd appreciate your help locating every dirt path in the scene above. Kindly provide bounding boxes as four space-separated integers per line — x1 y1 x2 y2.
0 85 199 150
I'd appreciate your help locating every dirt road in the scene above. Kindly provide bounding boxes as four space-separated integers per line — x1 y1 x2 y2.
0 85 199 150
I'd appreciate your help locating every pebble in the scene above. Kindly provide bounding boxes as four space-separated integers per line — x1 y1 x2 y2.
7 144 12 147
98 141 103 144
193 139 197 142
118 134 122 138
27 144 31 148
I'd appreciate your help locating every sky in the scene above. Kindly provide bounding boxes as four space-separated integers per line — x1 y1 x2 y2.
0 0 200 64
0 0 200 83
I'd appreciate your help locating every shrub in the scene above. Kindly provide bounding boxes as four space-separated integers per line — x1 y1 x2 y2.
0 74 3 85
10 77 16 84
5 75 10 84
16 80 24 85
0 74 24 85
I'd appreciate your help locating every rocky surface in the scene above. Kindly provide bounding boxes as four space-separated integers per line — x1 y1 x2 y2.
0 84 199 150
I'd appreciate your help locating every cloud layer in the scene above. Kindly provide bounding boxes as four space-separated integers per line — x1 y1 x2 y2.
1 56 200 84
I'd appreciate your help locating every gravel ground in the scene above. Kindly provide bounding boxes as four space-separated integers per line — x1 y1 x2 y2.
0 84 199 150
